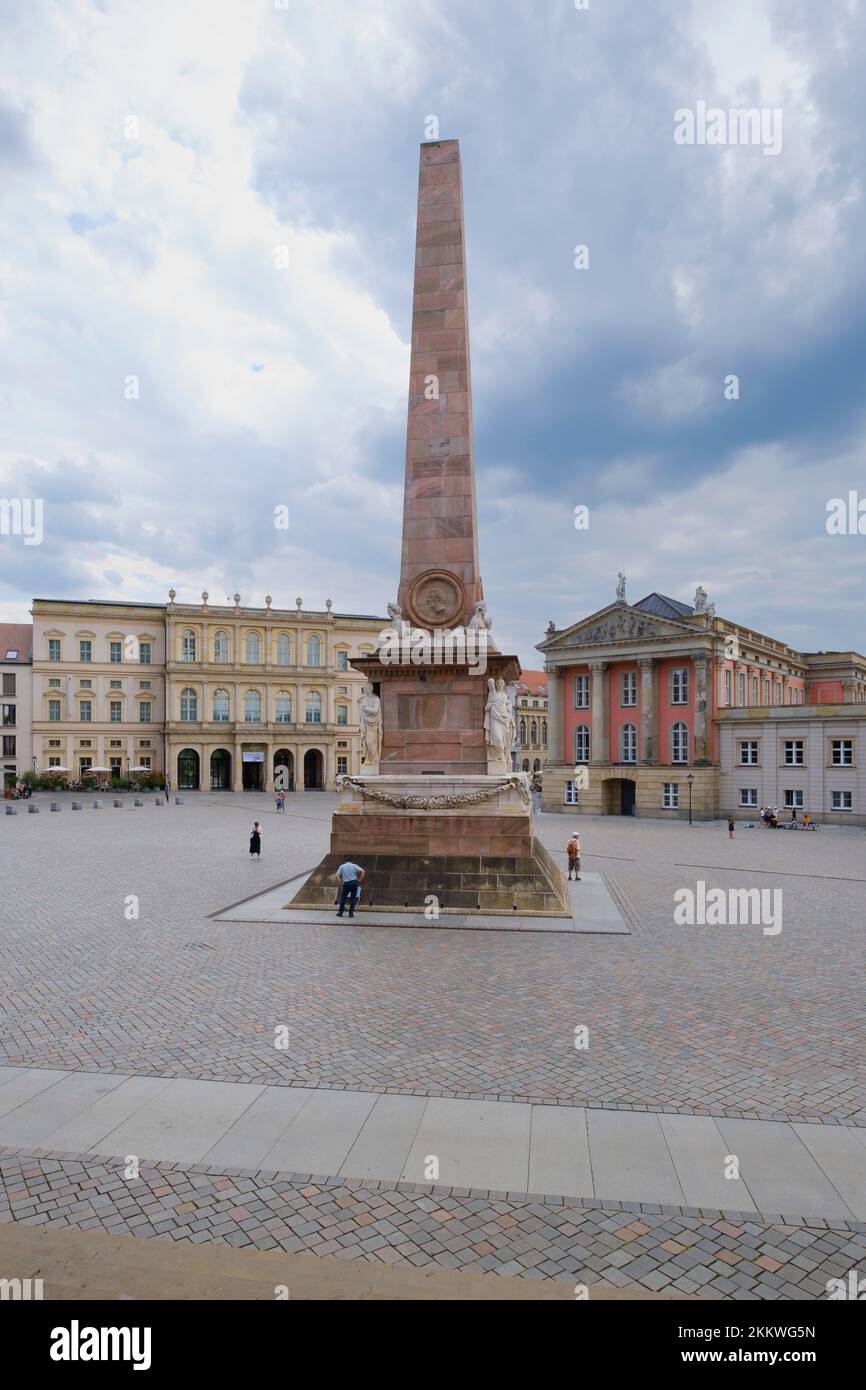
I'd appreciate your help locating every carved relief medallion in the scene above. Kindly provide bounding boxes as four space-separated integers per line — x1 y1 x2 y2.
406 569 467 628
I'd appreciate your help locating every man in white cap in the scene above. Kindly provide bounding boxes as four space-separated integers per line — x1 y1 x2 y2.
566 831 581 881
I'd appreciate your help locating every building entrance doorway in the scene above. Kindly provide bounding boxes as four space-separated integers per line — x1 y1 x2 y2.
177 748 199 790
274 749 294 791
304 748 324 789
242 753 264 791
602 777 636 815
210 748 231 790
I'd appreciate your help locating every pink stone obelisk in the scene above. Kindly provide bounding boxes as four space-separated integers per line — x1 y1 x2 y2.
397 139 482 632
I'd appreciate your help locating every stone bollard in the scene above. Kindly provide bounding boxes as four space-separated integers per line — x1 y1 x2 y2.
134 799 144 807
28 804 39 813
72 801 82 810
113 799 123 808
175 797 183 805
51 802 61 812
6 805 16 814
93 799 103 808
154 797 163 806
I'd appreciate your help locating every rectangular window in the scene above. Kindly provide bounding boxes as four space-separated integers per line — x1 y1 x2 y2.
832 790 853 810
764 678 771 704
140 680 151 690
724 669 731 706
831 739 853 766
739 788 758 807
139 642 151 664
620 671 637 707
1 704 15 726
336 755 348 776
752 676 759 705
79 739 91 749
671 668 689 705
139 756 151 769
109 679 122 689
109 757 122 778
139 702 152 723
2 673 15 696
80 701 92 722
2 735 15 756
48 756 61 768
336 651 348 670
79 640 92 663
784 789 804 809
739 740 759 765
564 780 579 805
662 782 679 808
336 705 348 726
110 641 122 663
737 672 745 705
784 740 804 766
48 638 61 661
48 677 61 688
48 739 61 748
79 679 92 689
48 699 61 722
573 674 589 709
110 740 122 748
110 701 122 723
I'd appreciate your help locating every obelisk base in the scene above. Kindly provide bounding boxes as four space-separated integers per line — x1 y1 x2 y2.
289 773 570 917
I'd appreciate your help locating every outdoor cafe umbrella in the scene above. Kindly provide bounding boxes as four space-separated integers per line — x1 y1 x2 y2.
42 766 70 774
129 765 152 773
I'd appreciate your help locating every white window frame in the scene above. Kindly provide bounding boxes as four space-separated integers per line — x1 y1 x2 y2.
831 790 853 811
671 668 689 705
739 788 758 807
662 782 679 809
573 674 589 709
620 670 637 708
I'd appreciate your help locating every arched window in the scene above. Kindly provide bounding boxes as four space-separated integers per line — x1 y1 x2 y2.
542 718 547 747
213 631 229 663
530 719 538 746
276 633 292 666
181 630 196 662
533 758 541 773
180 688 197 721
522 759 530 772
305 690 322 723
671 721 689 764
574 725 590 763
275 691 292 723
519 717 527 744
306 634 321 666
212 689 229 722
620 722 637 763
245 632 261 664
244 689 261 722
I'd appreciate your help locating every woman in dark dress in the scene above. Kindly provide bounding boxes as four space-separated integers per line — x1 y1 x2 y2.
249 821 262 858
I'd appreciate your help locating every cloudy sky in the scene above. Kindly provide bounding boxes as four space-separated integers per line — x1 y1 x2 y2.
1 0 864 664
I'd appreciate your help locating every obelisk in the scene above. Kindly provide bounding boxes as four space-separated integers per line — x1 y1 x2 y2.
397 139 482 630
291 140 569 917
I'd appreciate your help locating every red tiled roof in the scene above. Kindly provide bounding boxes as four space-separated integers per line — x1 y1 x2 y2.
516 668 547 695
0 623 33 662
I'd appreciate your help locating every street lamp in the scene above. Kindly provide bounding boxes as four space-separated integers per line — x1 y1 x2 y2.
687 773 694 827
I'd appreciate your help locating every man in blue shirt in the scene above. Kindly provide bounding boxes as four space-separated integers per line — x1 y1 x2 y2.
334 860 366 918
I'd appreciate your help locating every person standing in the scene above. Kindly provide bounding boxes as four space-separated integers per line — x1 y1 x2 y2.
334 860 365 918
165 774 171 806
249 821 262 858
728 815 735 839
566 832 581 881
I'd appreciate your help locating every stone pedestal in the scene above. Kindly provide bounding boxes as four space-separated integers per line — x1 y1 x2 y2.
291 773 570 916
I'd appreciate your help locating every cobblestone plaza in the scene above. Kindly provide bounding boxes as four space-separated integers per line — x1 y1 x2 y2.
1 792 864 1298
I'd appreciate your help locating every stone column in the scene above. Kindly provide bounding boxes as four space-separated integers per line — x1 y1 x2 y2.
693 653 712 764
233 740 243 792
589 661 608 764
639 657 655 763
545 667 564 763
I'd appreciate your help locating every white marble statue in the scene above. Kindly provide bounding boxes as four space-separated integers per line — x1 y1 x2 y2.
484 677 514 763
467 599 492 631
359 683 382 768
616 570 627 603
386 601 402 625
694 584 708 613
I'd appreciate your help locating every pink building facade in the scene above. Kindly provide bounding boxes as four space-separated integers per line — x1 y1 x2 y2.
538 589 866 822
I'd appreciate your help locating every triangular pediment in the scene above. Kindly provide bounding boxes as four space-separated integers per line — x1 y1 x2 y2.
538 603 697 651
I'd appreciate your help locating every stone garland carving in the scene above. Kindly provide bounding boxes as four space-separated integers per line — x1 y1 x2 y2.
335 773 531 810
